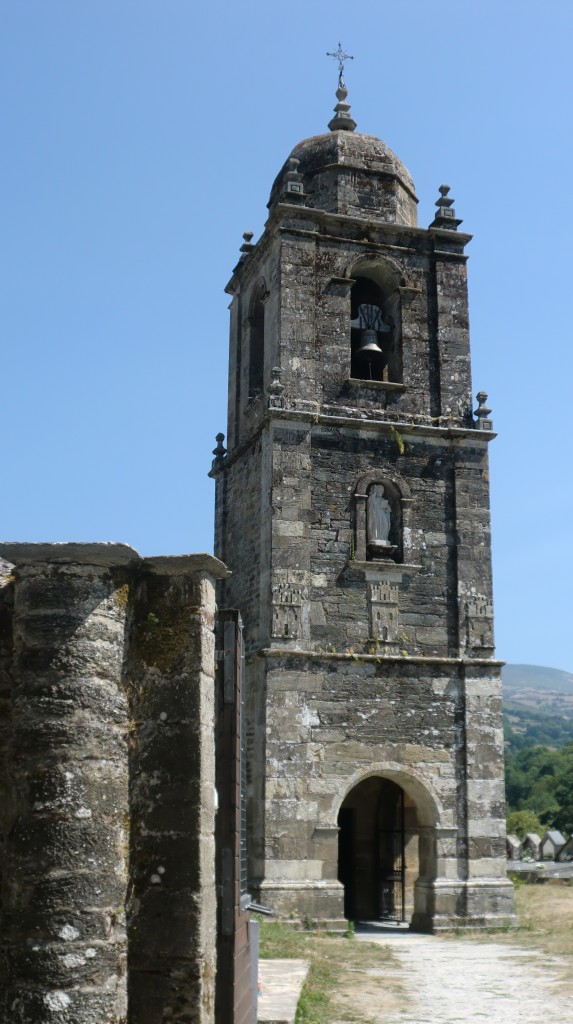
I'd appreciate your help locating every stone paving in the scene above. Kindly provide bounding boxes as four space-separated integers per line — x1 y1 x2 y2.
258 958 309 1024
357 930 572 1024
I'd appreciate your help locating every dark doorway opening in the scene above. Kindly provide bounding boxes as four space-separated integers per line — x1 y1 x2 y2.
338 808 355 919
338 777 419 924
376 782 405 921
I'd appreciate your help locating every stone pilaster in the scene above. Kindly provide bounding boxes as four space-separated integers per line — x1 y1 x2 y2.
126 554 226 1024
431 243 473 424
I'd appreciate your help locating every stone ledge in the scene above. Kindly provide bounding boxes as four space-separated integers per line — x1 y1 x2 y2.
271 203 472 246
0 543 231 580
349 560 422 577
259 648 504 667
0 541 139 567
346 378 406 392
140 553 230 578
216 412 498 475
258 959 309 1024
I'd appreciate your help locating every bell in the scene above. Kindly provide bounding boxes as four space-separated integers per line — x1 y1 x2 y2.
355 329 383 359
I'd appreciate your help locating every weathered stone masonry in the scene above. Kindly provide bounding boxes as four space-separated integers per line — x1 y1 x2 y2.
212 84 515 930
0 544 227 1024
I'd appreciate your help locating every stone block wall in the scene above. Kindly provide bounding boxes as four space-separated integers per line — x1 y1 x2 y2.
258 652 510 924
0 545 227 1024
267 425 494 662
213 438 266 654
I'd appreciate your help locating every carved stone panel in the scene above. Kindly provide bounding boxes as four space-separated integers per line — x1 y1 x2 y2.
464 596 494 651
272 583 303 639
368 581 399 643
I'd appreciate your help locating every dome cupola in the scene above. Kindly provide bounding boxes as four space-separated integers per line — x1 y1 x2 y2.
269 64 418 227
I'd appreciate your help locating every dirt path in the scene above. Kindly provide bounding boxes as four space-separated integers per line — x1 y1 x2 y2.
339 931 573 1024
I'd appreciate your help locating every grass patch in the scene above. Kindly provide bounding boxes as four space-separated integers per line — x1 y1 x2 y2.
442 880 573 954
258 919 316 960
258 920 402 1024
511 880 573 963
296 955 339 1024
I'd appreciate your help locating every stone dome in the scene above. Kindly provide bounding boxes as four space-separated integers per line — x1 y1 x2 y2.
269 128 419 227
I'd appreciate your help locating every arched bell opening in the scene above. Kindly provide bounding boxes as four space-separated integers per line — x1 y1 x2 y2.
337 776 430 925
349 271 402 384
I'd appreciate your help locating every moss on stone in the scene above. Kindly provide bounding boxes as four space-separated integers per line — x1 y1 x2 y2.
114 583 129 609
136 603 201 672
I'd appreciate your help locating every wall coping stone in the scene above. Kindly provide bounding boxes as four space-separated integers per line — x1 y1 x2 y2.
141 553 230 578
0 541 139 566
0 543 231 579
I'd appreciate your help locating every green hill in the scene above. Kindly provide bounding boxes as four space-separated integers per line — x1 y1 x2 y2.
502 665 573 831
502 663 573 752
502 663 573 695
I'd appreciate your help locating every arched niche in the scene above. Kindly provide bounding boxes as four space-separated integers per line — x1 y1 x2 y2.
247 280 268 402
348 256 403 384
353 471 412 563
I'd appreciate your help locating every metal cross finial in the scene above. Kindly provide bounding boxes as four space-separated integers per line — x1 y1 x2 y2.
326 42 354 86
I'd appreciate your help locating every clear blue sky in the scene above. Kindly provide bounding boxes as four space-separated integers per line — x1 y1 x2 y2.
2 1 572 672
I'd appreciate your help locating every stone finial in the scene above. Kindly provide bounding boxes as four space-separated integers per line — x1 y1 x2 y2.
474 392 493 431
240 231 254 255
287 157 300 176
212 432 227 461
326 44 356 132
429 184 462 230
267 366 286 410
475 392 491 417
282 157 305 202
328 79 357 133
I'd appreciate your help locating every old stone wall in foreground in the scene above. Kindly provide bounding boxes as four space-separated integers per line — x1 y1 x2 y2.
0 544 227 1024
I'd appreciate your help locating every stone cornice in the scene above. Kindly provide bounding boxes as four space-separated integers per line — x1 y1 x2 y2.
258 648 504 668
226 204 472 293
210 408 497 476
269 203 472 249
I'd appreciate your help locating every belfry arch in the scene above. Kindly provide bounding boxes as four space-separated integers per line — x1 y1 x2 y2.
348 255 403 383
336 767 439 927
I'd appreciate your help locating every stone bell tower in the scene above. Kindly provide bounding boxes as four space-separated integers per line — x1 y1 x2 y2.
210 67 514 931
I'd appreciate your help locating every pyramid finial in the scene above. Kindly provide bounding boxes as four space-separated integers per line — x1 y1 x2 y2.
326 43 357 132
429 184 463 230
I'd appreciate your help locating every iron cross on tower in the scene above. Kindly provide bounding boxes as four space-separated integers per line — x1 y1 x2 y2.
326 42 354 86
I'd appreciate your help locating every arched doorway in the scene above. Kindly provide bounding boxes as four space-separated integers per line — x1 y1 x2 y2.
338 776 421 924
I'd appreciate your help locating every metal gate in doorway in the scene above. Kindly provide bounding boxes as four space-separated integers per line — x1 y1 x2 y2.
376 784 406 922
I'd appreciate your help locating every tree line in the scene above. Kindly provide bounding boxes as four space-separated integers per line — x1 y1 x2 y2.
505 740 573 839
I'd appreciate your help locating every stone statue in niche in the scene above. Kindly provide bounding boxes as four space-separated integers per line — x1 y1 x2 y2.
367 485 396 558
367 485 391 543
